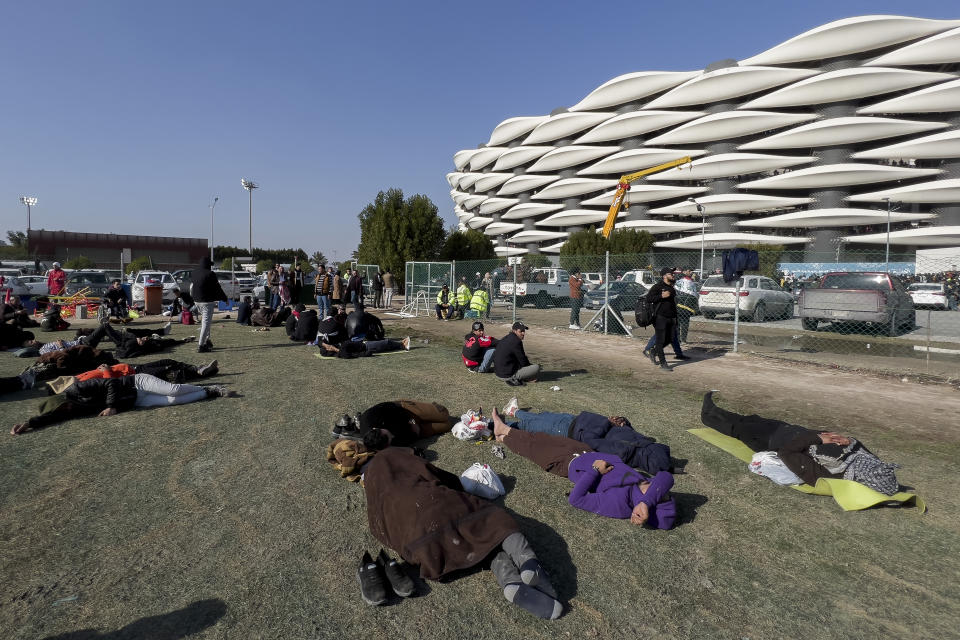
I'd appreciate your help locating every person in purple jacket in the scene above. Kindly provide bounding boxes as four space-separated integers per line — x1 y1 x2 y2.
491 409 676 529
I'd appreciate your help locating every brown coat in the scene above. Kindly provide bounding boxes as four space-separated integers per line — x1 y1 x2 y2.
365 448 518 580
396 399 452 437
332 274 344 301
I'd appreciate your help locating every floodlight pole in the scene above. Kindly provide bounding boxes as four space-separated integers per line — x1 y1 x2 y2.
19 196 37 232
689 198 705 278
209 196 219 262
882 198 901 273
242 179 259 256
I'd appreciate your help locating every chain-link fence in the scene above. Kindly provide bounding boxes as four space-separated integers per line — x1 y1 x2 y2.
398 249 960 377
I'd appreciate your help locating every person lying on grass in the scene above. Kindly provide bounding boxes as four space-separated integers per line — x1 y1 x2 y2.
364 447 562 619
10 374 236 435
701 391 900 495
491 408 676 529
74 358 220 384
332 400 452 443
317 336 410 358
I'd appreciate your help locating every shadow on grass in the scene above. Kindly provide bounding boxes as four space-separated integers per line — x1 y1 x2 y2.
536 368 589 382
673 491 709 525
42 597 227 639
667 348 725 368
508 509 578 601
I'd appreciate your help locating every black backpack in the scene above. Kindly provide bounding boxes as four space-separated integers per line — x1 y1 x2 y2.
634 297 655 328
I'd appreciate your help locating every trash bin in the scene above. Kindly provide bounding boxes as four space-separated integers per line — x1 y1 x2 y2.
144 284 163 315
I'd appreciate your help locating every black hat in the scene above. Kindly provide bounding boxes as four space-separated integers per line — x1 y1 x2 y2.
660 267 674 276
511 321 528 331
471 321 484 331
442 284 449 289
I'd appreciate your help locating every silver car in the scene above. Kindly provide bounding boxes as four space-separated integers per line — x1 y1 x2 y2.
17 275 49 295
699 274 794 322
131 271 178 303
907 283 949 310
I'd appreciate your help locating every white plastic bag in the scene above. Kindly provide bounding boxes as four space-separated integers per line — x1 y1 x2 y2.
460 463 506 499
748 451 803 486
451 410 492 441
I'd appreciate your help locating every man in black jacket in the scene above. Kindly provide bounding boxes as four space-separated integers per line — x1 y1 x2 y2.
345 305 384 341
493 322 540 387
77 322 195 359
644 267 678 370
190 257 228 353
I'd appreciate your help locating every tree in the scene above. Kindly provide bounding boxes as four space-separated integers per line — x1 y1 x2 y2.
255 259 274 274
125 256 153 274
64 256 95 270
439 229 495 261
559 227 654 273
356 188 446 272
6 231 27 249
310 251 328 268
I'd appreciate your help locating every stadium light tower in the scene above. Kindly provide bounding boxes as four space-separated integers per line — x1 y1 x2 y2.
209 196 219 262
688 197 706 278
19 196 37 231
241 179 258 256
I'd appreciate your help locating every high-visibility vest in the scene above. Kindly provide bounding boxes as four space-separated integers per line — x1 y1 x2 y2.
437 289 451 305
456 284 471 306
470 288 489 312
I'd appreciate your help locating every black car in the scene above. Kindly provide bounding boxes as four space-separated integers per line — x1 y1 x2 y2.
583 281 647 312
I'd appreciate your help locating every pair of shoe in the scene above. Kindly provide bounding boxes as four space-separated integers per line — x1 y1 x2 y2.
196 360 219 377
568 324 581 330
331 414 363 440
506 379 525 387
645 349 657 365
206 385 236 398
358 549 415 605
198 339 213 353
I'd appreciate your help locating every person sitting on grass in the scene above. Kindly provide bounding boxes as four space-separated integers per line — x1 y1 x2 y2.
462 321 498 373
361 447 562 618
700 391 900 494
491 408 676 529
493 322 540 387
235 296 255 326
494 398 672 474
10 374 236 435
290 307 319 343
345 304 384 341
103 279 129 320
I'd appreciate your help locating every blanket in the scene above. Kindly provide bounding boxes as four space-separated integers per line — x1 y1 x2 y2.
325 439 375 483
688 428 925 512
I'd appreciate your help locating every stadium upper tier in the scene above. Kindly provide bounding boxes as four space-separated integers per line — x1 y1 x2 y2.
447 15 960 257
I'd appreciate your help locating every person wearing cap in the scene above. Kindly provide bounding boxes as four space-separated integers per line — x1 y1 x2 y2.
493 322 540 386
462 321 498 373
644 267 678 370
189 256 228 353
46 263 67 296
436 284 454 320
491 409 676 529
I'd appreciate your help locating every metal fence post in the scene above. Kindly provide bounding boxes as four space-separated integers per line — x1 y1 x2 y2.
733 277 741 353
603 251 610 335
926 308 932 370
512 262 517 324
451 260 456 293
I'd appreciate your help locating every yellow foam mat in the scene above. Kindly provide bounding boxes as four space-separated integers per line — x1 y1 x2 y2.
688 428 925 513
314 349 409 359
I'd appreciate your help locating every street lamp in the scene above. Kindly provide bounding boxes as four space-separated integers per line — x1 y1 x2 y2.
19 196 37 231
209 196 219 262
688 197 706 278
241 178 259 256
881 197 902 273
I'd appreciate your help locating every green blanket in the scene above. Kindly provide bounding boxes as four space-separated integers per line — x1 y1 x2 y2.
688 428 925 512
314 350 409 360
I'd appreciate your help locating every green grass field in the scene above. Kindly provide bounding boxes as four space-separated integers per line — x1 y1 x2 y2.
1 317 958 639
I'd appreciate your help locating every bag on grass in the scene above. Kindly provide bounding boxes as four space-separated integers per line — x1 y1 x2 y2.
460 463 505 499
452 410 492 441
181 310 194 325
748 451 803 486
634 297 654 328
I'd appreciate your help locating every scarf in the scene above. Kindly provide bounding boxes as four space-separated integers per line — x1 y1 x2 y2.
809 438 900 495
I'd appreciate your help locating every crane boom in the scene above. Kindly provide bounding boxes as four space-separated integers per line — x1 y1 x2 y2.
601 156 693 238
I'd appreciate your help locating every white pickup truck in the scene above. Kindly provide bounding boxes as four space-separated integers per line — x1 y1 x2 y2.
500 267 571 308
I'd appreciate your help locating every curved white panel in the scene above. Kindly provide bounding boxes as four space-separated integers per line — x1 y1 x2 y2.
488 116 549 146
457 172 484 190
644 66 818 109
466 216 494 230
539 241 567 254
738 163 943 189
847 178 960 203
841 225 960 246
647 153 816 181
502 203 564 220
451 190 470 205
453 149 480 171
528 146 621 172
508 229 571 243
484 222 525 236
581 185 708 206
494 246 529 256
575 110 705 143
531 178 618 200
523 112 616 144
473 173 514 192
462 195 488 210
492 146 555 170
613 220 708 234
740 15 960 66
741 68 955 109
736 207 935 228
650 194 813 215
578 148 706 176
569 70 700 111
740 116 949 150
866 26 960 66
858 78 960 114
497 174 559 196
535 209 623 227
852 130 960 160
446 172 464 188
646 111 819 145
655 232 809 248
479 197 519 214
468 147 508 171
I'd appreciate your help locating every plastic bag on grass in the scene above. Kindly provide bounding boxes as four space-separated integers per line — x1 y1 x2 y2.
748 451 803 485
452 410 492 440
460 463 505 499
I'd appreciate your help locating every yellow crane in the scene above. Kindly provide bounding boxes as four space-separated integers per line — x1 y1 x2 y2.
601 156 693 238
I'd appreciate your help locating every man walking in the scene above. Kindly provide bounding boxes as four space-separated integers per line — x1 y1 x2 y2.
568 270 584 330
644 267 677 370
190 256 228 353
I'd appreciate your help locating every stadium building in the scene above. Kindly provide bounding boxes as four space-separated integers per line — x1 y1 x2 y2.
447 15 960 259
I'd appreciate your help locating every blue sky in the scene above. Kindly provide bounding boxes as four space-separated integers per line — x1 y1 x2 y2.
1 0 955 264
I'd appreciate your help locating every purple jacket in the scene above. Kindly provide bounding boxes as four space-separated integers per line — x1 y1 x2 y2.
568 453 676 529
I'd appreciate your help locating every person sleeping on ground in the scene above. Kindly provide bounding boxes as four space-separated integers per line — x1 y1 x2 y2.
700 391 900 495
21 345 118 383
494 398 673 474
491 408 676 529
363 447 562 619
317 336 410 358
332 400 453 442
10 374 236 435
74 358 220 384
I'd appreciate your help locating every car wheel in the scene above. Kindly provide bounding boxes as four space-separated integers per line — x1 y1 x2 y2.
752 302 766 323
801 317 818 331
702 310 716 319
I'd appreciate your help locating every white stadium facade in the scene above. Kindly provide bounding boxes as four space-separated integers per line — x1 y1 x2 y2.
447 15 960 259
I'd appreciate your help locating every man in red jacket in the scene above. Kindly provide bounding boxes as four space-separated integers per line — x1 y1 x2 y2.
462 321 498 373
47 263 66 296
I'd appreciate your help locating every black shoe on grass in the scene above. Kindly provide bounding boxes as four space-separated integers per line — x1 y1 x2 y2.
357 551 388 606
378 549 415 597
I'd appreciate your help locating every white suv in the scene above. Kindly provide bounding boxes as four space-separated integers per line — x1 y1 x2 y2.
131 271 178 303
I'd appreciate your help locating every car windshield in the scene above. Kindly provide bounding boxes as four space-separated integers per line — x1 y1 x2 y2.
908 283 941 291
593 282 626 293
70 273 109 284
821 274 889 290
703 275 743 288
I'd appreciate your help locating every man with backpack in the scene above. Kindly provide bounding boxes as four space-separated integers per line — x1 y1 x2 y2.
643 267 678 370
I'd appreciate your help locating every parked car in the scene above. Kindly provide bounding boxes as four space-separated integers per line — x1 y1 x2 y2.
214 270 256 299
17 275 49 296
500 268 571 308
907 282 949 310
582 272 603 291
252 275 267 301
798 272 915 336
583 281 647 313
620 270 658 287
65 270 112 298
699 274 794 322
131 271 178 304
0 275 30 297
